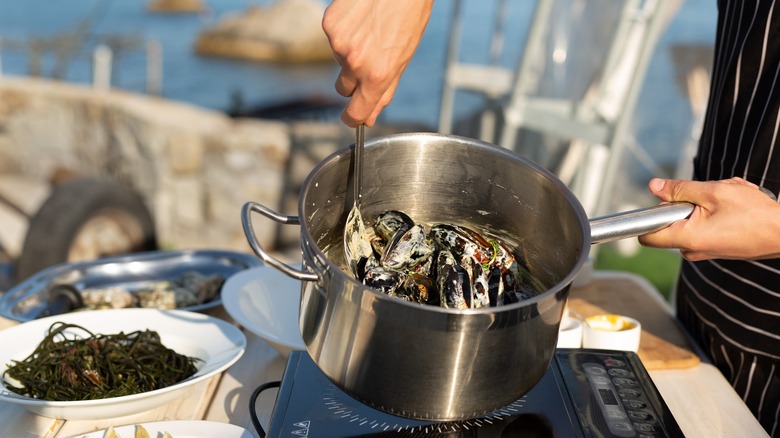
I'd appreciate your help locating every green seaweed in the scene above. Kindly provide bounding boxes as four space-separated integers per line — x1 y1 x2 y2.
3 322 200 401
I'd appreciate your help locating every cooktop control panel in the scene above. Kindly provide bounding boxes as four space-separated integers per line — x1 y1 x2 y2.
555 349 682 437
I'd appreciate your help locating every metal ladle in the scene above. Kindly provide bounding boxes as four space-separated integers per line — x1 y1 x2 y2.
343 125 372 278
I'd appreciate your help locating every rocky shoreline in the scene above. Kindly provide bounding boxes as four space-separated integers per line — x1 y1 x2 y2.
194 0 333 63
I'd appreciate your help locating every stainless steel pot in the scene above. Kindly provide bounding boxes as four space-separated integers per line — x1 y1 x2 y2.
241 133 692 421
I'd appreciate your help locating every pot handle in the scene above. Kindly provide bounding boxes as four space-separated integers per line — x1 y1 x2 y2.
241 201 319 282
589 202 695 245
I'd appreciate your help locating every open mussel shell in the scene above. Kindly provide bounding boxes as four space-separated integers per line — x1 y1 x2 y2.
373 210 414 241
380 224 435 272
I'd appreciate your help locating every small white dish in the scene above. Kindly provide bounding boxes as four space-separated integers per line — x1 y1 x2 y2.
582 314 642 352
220 266 305 356
0 308 246 420
72 420 253 438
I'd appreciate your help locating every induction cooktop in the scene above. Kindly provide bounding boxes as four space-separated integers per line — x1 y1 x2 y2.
253 349 684 437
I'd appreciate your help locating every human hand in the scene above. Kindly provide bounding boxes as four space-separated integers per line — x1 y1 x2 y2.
322 0 434 127
638 177 780 260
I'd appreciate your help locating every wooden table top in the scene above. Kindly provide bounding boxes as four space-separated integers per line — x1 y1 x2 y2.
0 271 768 437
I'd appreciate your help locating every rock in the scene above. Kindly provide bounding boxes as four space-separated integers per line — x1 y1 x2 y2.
0 76 291 254
194 0 333 63
147 0 205 14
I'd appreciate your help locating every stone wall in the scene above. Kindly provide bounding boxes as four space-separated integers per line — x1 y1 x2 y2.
0 76 354 256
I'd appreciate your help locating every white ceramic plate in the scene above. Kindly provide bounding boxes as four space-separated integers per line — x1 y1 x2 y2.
221 266 304 356
74 420 253 438
0 308 246 420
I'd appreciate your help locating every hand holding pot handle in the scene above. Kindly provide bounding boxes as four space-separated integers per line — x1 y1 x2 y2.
589 202 695 245
241 201 319 282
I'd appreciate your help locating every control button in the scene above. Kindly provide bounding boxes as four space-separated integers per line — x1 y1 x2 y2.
610 421 634 432
628 410 653 421
618 388 641 397
608 368 633 377
606 409 628 420
633 422 657 433
622 399 647 409
612 377 638 387
604 359 626 367
592 376 611 385
585 365 607 375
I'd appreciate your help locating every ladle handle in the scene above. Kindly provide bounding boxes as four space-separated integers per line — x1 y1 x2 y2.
589 202 695 245
353 124 365 208
241 201 319 282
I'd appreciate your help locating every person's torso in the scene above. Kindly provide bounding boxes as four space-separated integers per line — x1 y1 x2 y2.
698 0 780 193
682 0 780 358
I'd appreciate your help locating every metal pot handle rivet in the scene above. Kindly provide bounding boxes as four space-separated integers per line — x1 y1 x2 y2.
241 201 319 282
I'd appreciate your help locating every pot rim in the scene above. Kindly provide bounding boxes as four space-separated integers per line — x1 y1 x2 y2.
297 132 592 314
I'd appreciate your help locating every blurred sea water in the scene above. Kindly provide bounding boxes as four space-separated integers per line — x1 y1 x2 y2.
0 0 717 183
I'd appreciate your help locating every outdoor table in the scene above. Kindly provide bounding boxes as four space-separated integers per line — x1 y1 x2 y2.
0 271 768 437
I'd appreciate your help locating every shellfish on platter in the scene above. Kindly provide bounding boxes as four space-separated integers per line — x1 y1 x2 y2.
77 271 225 310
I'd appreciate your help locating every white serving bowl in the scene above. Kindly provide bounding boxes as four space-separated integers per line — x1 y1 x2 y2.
220 266 305 357
0 308 246 420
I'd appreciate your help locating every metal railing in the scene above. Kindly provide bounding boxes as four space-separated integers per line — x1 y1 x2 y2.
0 35 163 95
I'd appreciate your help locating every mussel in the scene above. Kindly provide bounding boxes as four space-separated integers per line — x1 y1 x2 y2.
343 209 542 309
382 224 435 272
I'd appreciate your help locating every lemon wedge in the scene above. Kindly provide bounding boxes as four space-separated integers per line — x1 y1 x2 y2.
135 425 151 438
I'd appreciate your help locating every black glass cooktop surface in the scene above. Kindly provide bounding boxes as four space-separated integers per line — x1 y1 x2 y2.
258 349 683 437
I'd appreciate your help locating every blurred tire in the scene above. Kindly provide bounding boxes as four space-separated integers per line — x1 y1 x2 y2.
15 177 158 281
